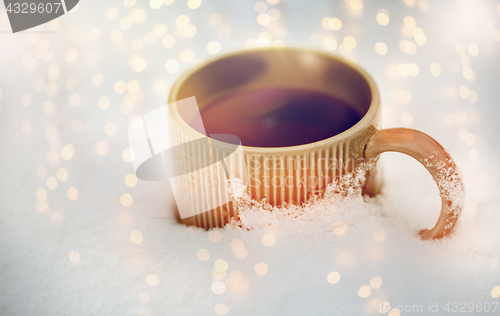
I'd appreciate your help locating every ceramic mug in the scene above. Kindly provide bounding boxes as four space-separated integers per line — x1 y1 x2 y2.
167 47 464 239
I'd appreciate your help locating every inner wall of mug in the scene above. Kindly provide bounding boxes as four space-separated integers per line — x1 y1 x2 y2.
173 48 373 146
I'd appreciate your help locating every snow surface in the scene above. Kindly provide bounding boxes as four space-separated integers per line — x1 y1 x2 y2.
0 0 499 315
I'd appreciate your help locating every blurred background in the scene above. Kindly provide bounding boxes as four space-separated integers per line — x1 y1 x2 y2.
0 0 499 315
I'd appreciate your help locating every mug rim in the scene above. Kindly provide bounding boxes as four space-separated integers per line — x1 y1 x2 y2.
168 46 381 154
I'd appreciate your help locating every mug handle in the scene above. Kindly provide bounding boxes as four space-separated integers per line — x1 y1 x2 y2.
363 128 464 240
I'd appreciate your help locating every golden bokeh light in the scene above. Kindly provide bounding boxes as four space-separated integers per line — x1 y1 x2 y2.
369 276 382 289
57 168 68 182
179 49 195 63
120 193 133 207
401 112 413 126
105 6 118 20
234 247 248 259
460 55 470 67
89 28 101 40
469 148 479 162
187 0 201 9
397 63 408 77
430 63 441 76
124 0 135 7
214 304 228 316
132 58 147 72
21 94 31 107
37 201 49 213
162 35 176 48
327 271 341 284
98 96 111 110
130 231 143 244
68 251 80 264
255 262 268 275
407 63 419 76
176 15 190 27
230 239 244 252
150 0 162 9
491 286 500 298
46 127 57 141
400 40 417 54
343 36 357 49
46 176 58 190
95 141 109 156
375 42 388 55
69 93 81 107
226 271 246 291
211 281 226 294
358 285 371 298
165 59 180 73
146 274 159 286
465 133 476 147
209 13 223 26
43 101 55 114
131 39 144 52
36 188 47 201
67 187 79 200
462 66 473 81
214 259 228 272
129 8 147 24
339 44 351 56
105 122 117 136
46 82 58 96
196 248 210 261
153 23 168 38
114 81 127 94
468 90 478 104
254 1 267 13
333 222 348 236
376 10 389 26
328 18 342 30
455 43 466 56
208 230 222 243
388 308 401 316
207 41 221 54
125 173 138 187
323 38 337 51
122 148 135 162
71 120 83 134
345 0 363 11
404 16 416 29
262 233 276 246
400 90 412 103
65 49 78 62
212 269 226 280
468 43 479 56
257 13 271 26
459 85 470 99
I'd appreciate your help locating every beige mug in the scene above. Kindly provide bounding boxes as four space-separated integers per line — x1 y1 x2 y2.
167 47 464 240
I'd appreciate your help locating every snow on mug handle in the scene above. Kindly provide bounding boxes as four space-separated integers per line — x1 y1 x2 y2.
363 128 465 240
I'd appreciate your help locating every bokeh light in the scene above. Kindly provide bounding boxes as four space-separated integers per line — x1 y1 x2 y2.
146 274 159 286
196 248 210 261
255 263 268 275
327 271 341 284
130 231 143 244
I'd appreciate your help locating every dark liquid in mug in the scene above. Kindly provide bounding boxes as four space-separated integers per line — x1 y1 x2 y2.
193 87 364 147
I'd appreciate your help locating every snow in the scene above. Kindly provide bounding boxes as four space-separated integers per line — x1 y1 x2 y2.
1 0 500 315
